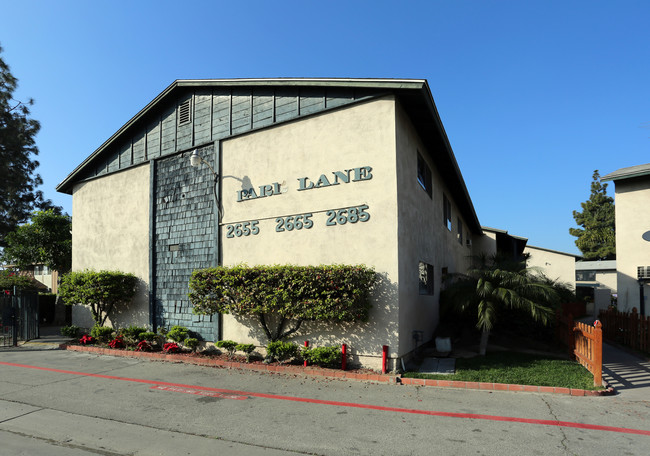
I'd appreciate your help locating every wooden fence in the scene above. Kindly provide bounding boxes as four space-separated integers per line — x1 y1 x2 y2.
598 308 650 353
556 313 603 386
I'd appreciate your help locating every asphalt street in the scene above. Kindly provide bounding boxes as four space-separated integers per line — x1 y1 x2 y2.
0 347 648 456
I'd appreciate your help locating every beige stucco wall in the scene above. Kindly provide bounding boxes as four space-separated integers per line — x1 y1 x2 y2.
475 231 497 258
394 101 474 358
71 164 151 328
524 246 576 289
220 97 399 369
613 178 650 312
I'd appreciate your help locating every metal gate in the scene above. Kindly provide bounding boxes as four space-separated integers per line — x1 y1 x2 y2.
0 292 39 347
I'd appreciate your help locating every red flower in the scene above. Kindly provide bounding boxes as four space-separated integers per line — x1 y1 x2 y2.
79 334 95 345
163 342 180 353
108 336 125 349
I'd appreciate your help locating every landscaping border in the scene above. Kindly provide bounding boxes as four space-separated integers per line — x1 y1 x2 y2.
60 343 615 397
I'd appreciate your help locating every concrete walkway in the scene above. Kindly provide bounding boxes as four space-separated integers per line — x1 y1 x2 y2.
602 342 650 401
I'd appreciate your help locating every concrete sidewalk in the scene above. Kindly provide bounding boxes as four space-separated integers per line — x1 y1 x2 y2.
602 342 650 401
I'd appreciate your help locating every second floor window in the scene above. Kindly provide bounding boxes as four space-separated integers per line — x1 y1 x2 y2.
443 194 452 231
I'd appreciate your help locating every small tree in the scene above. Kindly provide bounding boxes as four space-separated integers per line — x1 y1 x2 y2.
569 170 616 260
58 270 138 326
441 255 559 356
189 264 376 341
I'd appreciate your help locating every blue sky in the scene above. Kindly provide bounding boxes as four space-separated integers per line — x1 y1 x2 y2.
2 0 649 256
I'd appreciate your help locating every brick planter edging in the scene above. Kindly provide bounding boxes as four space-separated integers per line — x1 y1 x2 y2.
397 377 615 396
60 344 615 396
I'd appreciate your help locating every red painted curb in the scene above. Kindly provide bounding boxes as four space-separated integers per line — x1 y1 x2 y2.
60 344 615 396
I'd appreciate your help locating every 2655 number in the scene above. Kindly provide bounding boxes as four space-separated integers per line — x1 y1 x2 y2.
226 220 260 238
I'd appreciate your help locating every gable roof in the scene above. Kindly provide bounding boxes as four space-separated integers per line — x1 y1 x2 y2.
602 163 650 182
56 78 481 233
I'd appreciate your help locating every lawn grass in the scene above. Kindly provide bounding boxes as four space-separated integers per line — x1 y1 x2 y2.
403 351 600 390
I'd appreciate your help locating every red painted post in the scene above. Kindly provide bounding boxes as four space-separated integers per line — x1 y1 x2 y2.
341 343 347 371
304 341 309 367
382 345 388 374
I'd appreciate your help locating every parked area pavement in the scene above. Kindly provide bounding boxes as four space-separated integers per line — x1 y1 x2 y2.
1 345 650 455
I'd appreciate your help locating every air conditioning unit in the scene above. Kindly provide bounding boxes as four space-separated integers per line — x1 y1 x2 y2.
637 266 650 279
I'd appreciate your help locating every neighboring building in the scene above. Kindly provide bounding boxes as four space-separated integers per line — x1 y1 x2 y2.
479 227 528 262
575 260 616 316
602 163 650 315
57 78 490 370
525 245 578 290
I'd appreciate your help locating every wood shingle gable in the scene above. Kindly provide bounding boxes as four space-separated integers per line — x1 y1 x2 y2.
56 78 482 234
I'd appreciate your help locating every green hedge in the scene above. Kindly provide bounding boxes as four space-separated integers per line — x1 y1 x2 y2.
189 264 376 341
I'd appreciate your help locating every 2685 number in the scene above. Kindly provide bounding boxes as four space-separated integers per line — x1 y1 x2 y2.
226 220 260 238
325 204 370 226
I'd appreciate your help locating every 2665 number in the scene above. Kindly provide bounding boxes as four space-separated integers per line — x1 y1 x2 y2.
275 213 314 232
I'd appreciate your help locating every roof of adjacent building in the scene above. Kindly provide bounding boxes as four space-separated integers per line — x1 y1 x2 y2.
575 260 617 271
602 163 650 182
525 244 580 258
56 78 482 232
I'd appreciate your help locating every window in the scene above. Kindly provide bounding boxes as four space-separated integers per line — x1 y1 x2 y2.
576 271 597 281
457 218 463 245
419 262 434 295
417 152 432 197
443 194 452 231
34 265 50 275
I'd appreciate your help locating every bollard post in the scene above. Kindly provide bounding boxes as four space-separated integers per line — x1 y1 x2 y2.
382 345 388 374
304 341 309 367
341 344 347 371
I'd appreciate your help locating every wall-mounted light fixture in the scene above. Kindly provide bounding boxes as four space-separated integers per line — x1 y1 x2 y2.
190 149 222 221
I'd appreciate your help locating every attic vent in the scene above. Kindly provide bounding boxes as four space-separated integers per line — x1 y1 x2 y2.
638 266 650 279
178 99 192 125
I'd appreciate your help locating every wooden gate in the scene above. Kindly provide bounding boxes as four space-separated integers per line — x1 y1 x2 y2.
556 313 603 386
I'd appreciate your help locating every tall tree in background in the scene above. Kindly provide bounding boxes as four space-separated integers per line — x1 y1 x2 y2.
0 44 58 247
569 170 616 260
1 209 72 273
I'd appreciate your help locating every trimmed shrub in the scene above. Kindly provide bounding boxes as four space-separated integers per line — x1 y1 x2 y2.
90 325 114 343
235 343 256 362
184 337 199 352
167 325 189 343
189 264 377 341
215 340 238 358
121 325 148 344
302 346 341 368
60 325 80 338
266 341 300 364
139 331 157 342
59 270 138 326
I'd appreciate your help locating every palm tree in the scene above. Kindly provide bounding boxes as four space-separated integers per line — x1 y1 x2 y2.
441 255 559 356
